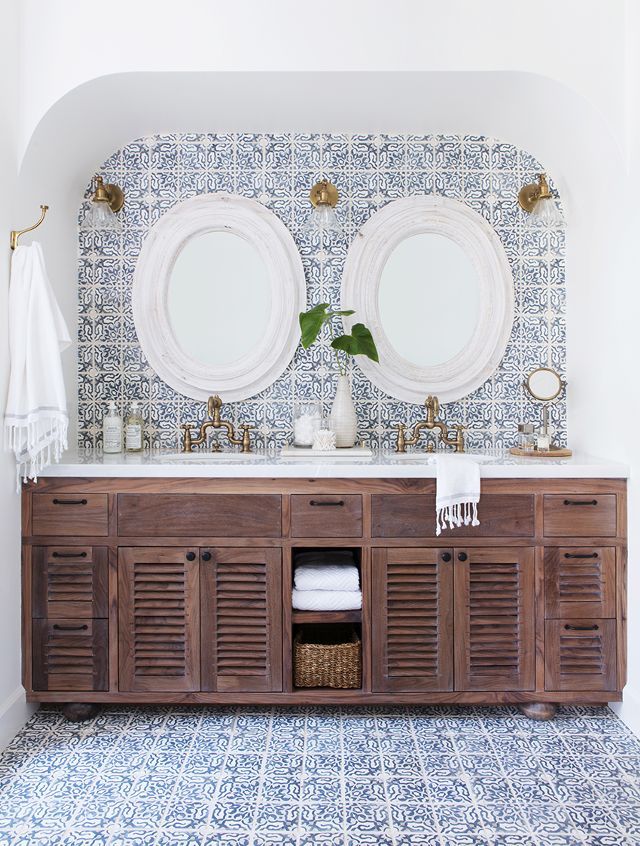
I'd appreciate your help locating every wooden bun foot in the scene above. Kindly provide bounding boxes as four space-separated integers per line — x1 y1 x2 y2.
62 703 101 723
518 702 558 721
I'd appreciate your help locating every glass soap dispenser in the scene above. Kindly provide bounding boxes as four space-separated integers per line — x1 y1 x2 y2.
125 401 144 452
103 401 123 453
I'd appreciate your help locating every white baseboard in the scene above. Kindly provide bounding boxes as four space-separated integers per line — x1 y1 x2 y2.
0 687 38 750
611 688 640 738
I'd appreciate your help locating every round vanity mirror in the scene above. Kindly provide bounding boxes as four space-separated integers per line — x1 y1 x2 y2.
378 232 480 367
167 231 270 367
524 367 564 402
342 196 514 403
133 193 305 401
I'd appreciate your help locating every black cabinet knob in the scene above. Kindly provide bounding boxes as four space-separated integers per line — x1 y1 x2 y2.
458 552 468 561
202 551 212 562
186 552 196 561
441 552 452 562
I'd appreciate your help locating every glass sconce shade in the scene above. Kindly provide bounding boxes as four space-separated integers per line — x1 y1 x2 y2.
302 203 345 238
524 195 564 230
80 199 122 233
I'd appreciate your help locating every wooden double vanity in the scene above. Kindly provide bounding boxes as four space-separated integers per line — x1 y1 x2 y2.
20 456 628 720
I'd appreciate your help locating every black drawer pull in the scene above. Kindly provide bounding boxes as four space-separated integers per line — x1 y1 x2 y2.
564 623 599 631
52 551 88 559
53 624 88 632
441 552 452 562
309 500 345 507
186 552 196 562
52 498 88 506
564 552 598 559
458 552 468 562
563 499 598 506
202 551 212 562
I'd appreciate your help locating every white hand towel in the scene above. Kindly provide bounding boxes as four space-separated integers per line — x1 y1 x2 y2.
294 563 360 592
292 588 362 611
435 454 480 536
4 242 71 485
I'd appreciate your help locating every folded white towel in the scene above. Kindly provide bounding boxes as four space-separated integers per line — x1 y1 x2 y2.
4 242 71 486
294 563 360 592
292 588 362 611
435 454 480 536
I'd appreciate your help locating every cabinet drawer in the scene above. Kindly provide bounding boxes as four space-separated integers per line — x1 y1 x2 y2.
32 618 108 691
544 547 615 619
543 495 617 537
32 546 108 619
32 494 109 537
290 495 363 537
545 618 617 691
117 494 281 537
372 494 534 538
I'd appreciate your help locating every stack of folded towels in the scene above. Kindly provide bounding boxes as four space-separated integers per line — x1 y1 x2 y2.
292 550 362 611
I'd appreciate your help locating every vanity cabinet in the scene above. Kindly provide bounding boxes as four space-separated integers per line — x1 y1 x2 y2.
21 476 627 717
371 546 535 694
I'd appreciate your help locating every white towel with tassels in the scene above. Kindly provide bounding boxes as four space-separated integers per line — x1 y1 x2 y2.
435 454 480 536
4 242 70 486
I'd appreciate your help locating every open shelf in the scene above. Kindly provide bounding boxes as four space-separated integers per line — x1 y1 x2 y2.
291 609 361 625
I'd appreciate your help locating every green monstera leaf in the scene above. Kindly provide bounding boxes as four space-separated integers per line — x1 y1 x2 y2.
331 323 379 363
299 303 355 349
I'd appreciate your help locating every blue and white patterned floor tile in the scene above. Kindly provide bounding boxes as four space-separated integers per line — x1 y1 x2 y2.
1 705 639 845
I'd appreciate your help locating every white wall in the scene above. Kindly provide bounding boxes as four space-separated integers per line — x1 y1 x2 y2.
0 3 37 748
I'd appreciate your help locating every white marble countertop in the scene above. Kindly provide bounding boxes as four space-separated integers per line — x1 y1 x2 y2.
37 447 629 479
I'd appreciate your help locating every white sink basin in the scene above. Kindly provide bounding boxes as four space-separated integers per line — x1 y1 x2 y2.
390 451 498 464
158 451 269 462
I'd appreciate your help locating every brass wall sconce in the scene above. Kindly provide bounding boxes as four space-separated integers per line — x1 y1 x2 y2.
80 175 125 233
518 173 563 229
302 179 344 238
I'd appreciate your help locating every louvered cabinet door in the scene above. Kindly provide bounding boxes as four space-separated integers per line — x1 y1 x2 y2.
454 547 535 691
32 546 108 619
32 619 108 691
118 548 200 692
371 548 453 692
545 548 616 619
201 548 282 692
545 619 617 690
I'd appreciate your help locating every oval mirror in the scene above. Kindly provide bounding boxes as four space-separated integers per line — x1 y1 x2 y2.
524 367 563 402
133 193 305 401
342 196 514 403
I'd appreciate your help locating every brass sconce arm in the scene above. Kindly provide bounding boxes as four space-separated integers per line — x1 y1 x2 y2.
181 395 254 453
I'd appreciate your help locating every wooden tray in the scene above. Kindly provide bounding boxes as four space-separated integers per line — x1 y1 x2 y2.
509 446 573 458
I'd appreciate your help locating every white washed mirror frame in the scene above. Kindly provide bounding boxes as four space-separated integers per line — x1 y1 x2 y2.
341 195 514 404
133 193 306 401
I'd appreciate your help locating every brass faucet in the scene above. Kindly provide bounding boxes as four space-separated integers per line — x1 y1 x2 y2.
180 395 254 453
394 395 465 453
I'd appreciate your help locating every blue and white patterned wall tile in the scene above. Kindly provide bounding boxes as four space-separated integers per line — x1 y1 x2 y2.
77 133 566 451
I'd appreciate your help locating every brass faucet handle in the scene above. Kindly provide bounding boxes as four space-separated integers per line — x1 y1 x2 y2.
240 423 254 454
454 424 466 453
180 423 194 453
393 423 407 453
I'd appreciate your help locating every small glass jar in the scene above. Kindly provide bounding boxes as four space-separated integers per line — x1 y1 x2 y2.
516 423 536 452
293 402 321 447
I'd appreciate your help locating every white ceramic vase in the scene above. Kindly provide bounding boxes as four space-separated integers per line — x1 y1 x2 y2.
330 374 358 448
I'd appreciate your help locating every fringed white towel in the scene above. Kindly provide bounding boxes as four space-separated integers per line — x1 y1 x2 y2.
4 242 70 487
435 454 480 536
292 589 362 611
294 563 360 592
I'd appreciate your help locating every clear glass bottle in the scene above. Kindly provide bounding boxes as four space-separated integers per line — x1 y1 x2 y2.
516 423 536 452
103 401 123 453
292 402 321 447
125 401 144 452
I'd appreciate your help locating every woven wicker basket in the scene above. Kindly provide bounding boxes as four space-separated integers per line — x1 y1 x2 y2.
294 626 361 689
